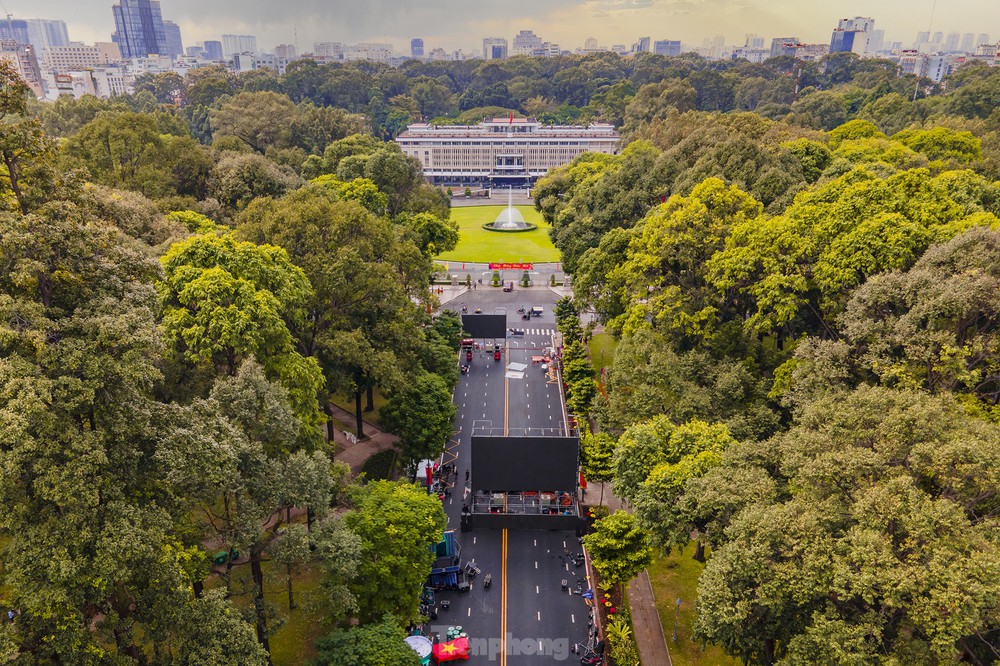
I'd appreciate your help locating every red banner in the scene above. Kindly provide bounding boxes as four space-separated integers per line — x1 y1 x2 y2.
489 262 533 270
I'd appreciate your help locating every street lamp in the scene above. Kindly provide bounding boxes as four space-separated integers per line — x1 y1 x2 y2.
673 597 682 642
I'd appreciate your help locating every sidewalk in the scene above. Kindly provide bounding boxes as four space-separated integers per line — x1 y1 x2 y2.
585 484 673 666
328 403 399 475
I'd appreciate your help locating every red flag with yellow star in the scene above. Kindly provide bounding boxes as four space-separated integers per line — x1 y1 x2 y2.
432 636 471 661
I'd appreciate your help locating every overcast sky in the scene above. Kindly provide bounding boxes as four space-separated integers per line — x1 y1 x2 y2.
11 0 999 53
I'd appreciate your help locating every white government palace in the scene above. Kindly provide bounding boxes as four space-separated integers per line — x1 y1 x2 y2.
394 117 621 188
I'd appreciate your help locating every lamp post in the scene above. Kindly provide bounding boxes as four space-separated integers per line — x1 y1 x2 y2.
673 597 682 642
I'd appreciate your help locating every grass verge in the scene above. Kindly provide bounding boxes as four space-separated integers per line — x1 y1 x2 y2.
647 542 740 666
587 333 617 377
436 206 559 264
331 389 388 430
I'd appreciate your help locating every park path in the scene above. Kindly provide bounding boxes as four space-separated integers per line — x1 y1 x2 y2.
328 403 399 475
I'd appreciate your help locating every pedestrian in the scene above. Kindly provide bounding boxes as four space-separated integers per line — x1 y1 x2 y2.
465 469 470 482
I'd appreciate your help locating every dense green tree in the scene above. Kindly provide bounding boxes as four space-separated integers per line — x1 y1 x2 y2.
209 151 301 211
381 370 456 463
159 232 325 440
607 178 763 342
582 511 655 585
691 386 1000 665
236 188 430 438
0 203 269 662
341 481 447 624
312 618 420 666
399 211 459 256
210 91 298 154
580 430 616 506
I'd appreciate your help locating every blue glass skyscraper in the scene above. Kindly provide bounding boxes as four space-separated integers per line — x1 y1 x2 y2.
112 0 167 58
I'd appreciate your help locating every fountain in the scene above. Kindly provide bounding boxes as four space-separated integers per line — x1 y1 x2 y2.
483 187 536 233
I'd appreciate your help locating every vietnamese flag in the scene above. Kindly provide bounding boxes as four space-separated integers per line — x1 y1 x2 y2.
433 636 471 662
509 110 513 125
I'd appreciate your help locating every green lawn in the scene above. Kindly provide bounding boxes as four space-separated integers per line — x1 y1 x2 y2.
588 333 618 376
435 206 560 264
648 543 740 666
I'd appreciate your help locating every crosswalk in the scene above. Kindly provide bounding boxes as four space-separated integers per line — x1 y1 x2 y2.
517 328 556 336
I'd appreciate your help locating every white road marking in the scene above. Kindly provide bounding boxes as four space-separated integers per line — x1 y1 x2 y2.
534 539 537 547
468 607 472 617
537 611 541 621
535 561 538 569
572 614 576 624
536 585 539 594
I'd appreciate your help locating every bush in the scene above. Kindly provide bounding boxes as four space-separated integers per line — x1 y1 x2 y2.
492 270 500 287
521 270 530 287
550 274 557 286
360 449 397 481
465 274 472 286
464 187 472 198
447 187 453 197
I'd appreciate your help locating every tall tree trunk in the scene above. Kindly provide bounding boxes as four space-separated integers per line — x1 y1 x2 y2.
250 547 271 659
193 579 204 598
307 506 315 534
324 401 335 443
693 540 706 563
354 387 364 438
599 483 605 507
2 151 27 215
285 507 295 609
365 383 375 412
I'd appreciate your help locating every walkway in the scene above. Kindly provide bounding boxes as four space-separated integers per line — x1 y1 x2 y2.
328 403 399 475
588 477 673 665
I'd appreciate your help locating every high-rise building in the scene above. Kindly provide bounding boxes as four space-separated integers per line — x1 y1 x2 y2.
830 17 874 54
931 31 943 45
633 36 651 53
112 0 167 58
222 34 257 58
313 42 344 58
26 19 70 53
274 43 297 60
770 37 799 58
0 20 29 45
960 33 975 52
915 31 930 48
653 40 682 56
584 37 599 51
745 34 765 49
513 30 542 56
482 37 508 60
43 41 121 71
869 30 885 53
411 38 424 57
162 20 183 58
0 40 43 97
976 33 991 47
944 32 960 52
186 45 204 58
203 40 223 60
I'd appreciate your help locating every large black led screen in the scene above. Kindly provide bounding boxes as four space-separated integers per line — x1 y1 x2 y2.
462 314 508 339
471 436 579 491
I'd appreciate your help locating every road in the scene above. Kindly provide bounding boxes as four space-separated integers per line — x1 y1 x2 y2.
431 286 596 664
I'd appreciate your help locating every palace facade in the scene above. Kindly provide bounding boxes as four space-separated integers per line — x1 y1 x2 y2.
395 117 621 187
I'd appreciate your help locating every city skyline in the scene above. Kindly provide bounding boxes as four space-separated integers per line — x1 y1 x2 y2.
10 0 999 55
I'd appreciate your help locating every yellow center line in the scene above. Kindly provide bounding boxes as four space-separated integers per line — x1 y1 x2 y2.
504 339 509 436
501 527 508 666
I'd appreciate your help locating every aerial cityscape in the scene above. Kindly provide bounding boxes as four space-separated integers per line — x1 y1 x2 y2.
0 0 998 665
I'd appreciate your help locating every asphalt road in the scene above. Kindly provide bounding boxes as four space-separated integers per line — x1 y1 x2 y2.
431 286 596 665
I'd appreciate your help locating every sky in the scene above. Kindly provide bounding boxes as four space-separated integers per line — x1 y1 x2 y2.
10 0 999 54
